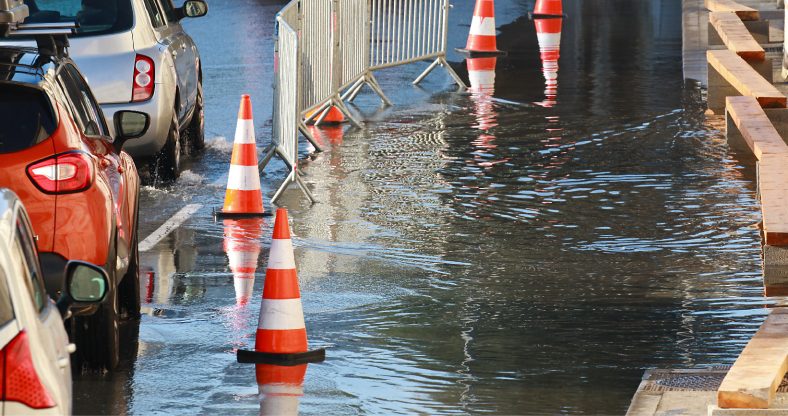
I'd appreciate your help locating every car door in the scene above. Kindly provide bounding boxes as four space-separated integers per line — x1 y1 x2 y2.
11 210 71 408
142 0 192 122
58 64 132 267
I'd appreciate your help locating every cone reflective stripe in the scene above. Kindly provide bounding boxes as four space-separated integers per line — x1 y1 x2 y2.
224 218 264 305
457 0 504 55
257 364 307 416
237 208 325 365
467 57 497 93
532 0 562 17
218 95 265 217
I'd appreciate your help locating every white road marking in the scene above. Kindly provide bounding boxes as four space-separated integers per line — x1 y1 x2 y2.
139 204 203 252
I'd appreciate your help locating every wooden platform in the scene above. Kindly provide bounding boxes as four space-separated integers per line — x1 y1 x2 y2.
709 11 766 61
705 0 761 21
726 96 788 159
718 309 788 409
759 156 788 247
708 49 785 108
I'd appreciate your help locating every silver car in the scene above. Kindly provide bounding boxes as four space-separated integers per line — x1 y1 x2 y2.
21 0 208 180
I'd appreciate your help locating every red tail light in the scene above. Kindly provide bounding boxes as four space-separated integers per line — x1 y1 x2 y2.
1 331 56 409
132 54 155 102
27 152 94 194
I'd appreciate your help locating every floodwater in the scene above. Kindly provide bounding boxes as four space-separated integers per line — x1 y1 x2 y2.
73 0 773 415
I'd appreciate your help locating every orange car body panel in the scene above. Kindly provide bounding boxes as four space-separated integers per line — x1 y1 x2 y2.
0 101 137 274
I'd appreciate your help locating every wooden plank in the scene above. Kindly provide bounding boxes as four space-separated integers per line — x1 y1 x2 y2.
704 0 760 21
708 50 786 108
718 308 788 409
710 12 765 61
759 155 788 246
726 96 788 159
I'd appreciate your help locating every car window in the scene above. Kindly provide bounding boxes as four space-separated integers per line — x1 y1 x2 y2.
0 84 57 154
22 0 134 37
13 217 47 313
58 65 108 137
159 0 176 22
142 0 166 28
0 267 15 327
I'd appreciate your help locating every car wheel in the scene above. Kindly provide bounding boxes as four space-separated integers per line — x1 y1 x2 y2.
152 113 181 182
118 207 140 321
184 82 205 154
73 278 121 371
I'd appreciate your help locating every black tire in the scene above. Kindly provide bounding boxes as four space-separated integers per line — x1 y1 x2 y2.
73 259 121 372
152 113 181 182
118 206 140 321
184 81 205 154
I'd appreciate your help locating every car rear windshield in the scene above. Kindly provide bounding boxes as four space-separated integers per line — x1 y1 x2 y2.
23 0 133 37
0 85 57 154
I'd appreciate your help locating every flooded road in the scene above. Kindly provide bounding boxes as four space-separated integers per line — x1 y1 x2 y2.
74 0 772 414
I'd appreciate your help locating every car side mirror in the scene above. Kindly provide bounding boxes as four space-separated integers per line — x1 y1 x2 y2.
113 110 150 152
181 0 208 18
56 261 109 319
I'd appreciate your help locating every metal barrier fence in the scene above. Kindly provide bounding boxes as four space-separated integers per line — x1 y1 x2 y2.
261 0 466 203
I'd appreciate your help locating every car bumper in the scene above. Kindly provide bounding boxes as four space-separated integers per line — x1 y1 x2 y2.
101 86 172 159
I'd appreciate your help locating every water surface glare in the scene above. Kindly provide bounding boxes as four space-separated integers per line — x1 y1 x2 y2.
73 0 772 415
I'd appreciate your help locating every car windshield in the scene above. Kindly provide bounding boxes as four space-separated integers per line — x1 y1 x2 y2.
0 84 56 153
22 0 134 37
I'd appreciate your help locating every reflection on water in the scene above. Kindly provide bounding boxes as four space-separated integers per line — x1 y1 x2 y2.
72 0 773 414
224 218 265 305
257 364 307 416
534 17 561 107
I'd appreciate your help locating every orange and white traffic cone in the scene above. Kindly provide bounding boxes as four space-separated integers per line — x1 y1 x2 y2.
223 218 264 306
456 0 505 56
237 208 325 365
215 95 266 219
305 106 345 125
531 0 563 18
257 364 307 416
535 18 561 107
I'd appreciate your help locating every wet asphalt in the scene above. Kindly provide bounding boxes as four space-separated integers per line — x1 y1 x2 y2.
73 0 774 415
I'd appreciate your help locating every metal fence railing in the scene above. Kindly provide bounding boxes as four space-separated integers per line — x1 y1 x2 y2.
260 0 466 203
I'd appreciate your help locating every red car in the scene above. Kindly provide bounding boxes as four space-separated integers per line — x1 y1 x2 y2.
0 45 148 370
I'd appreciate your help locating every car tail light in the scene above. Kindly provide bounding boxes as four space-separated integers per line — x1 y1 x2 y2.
1 331 56 409
27 152 94 194
132 54 155 102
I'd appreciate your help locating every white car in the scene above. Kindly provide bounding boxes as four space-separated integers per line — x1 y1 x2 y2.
20 0 208 181
0 189 109 415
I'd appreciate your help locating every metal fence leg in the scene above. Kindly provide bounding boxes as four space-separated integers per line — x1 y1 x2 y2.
439 56 468 89
366 73 392 106
346 80 367 102
258 143 277 170
305 100 332 124
294 173 316 203
341 78 365 101
413 58 441 85
314 105 333 125
299 121 323 152
332 97 364 128
270 171 294 205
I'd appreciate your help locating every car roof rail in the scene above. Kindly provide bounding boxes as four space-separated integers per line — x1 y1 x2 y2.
0 2 77 58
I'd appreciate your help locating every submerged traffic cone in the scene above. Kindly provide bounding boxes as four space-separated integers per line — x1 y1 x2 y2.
305 106 345 124
237 208 325 365
531 0 563 18
257 364 307 416
215 95 266 218
535 18 562 107
456 0 505 56
223 218 264 306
